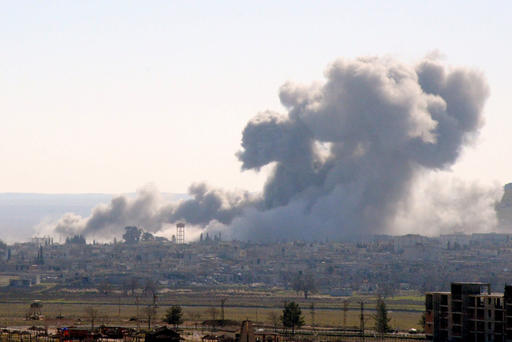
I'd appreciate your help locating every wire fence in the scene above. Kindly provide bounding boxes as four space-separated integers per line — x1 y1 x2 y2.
277 331 426 342
0 328 427 342
0 331 147 342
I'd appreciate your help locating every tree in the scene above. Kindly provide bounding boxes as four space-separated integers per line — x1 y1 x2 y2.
144 279 158 304
378 282 397 299
279 271 292 290
309 302 316 330
373 296 391 335
141 231 155 241
129 277 139 296
123 226 142 244
326 265 335 275
291 272 316 299
267 311 280 332
66 235 86 245
98 280 112 295
419 312 426 332
292 272 303 296
281 301 304 334
206 307 218 331
27 301 43 320
164 305 184 329
143 305 157 330
187 311 202 330
122 279 130 296
84 306 99 330
303 273 316 299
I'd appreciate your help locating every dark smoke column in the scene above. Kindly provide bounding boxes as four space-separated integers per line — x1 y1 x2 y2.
231 56 489 241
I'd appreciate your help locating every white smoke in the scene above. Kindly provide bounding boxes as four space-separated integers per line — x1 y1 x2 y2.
392 173 503 236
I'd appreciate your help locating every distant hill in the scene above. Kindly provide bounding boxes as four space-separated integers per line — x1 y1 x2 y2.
0 193 186 243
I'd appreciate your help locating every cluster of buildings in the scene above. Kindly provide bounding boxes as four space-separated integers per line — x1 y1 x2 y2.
1 232 512 296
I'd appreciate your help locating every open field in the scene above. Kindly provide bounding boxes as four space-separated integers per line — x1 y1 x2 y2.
0 303 422 330
0 290 424 331
0 286 425 310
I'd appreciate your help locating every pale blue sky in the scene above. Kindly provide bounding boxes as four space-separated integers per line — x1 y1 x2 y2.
1 1 511 193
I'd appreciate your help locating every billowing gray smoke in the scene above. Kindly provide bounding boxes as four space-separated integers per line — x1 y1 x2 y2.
50 56 490 241
52 184 255 240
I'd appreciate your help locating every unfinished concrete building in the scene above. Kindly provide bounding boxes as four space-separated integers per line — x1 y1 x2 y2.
426 282 512 342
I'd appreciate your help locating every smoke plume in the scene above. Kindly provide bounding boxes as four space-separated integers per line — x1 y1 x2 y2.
50 55 492 241
393 174 502 236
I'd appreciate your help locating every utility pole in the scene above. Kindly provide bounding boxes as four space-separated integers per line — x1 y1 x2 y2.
310 302 316 331
220 298 227 324
343 299 349 329
136 295 140 331
360 300 365 342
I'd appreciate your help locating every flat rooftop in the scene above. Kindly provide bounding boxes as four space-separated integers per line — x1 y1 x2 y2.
469 293 504 297
426 291 451 295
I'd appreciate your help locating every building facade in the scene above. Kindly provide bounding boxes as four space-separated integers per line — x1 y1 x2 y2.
426 282 512 342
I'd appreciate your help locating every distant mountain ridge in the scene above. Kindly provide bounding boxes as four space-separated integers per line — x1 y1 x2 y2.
0 193 186 243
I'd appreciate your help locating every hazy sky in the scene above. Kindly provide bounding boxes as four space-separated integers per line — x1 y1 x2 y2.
1 1 511 194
